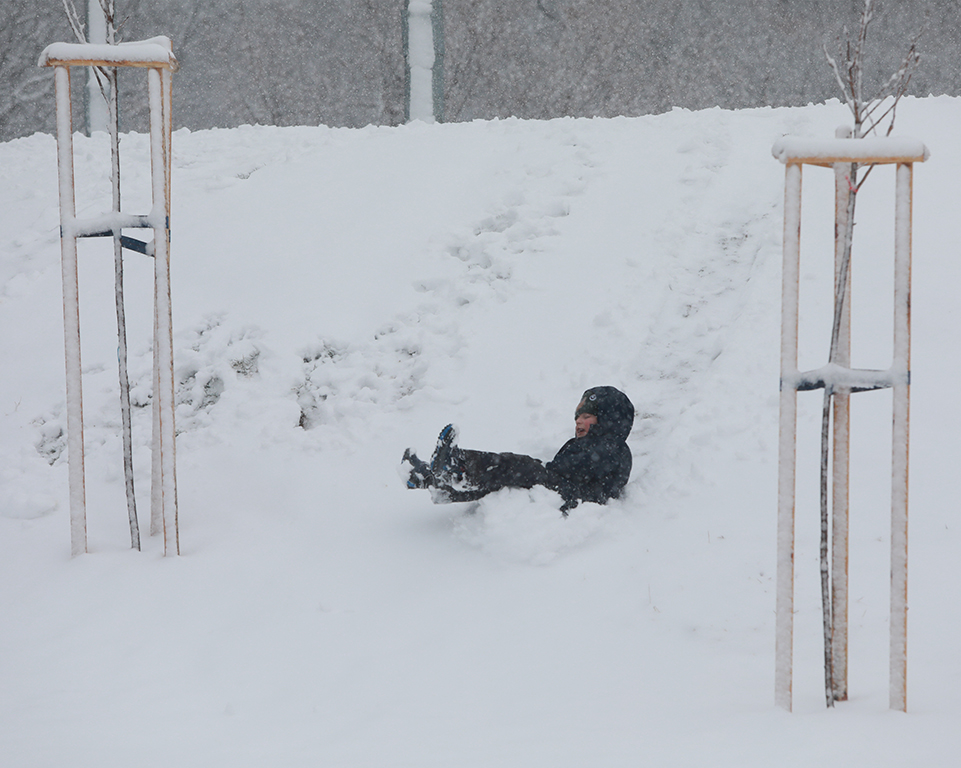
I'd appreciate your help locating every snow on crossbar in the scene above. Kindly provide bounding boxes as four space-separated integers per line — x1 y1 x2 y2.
772 136 929 166
39 37 179 71
784 363 908 393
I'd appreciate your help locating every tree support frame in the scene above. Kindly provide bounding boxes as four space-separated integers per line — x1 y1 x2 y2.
40 38 180 556
772 136 927 712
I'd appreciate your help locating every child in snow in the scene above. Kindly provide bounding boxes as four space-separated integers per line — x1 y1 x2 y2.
402 386 634 513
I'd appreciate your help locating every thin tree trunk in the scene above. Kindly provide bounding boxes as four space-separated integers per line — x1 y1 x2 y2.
101 2 140 550
819 159 859 707
819 387 834 707
109 66 140 551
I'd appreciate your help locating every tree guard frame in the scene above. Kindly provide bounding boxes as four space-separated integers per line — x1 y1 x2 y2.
40 38 180 556
772 135 928 712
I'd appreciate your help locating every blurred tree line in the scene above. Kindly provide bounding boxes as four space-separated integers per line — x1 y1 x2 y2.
2 0 958 142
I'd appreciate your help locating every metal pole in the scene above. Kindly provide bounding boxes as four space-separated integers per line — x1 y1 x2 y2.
85 0 108 134
776 162 802 711
403 0 440 123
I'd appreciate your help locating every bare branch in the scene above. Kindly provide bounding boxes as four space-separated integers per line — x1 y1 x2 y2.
863 44 920 136
61 0 86 42
98 0 120 44
61 0 114 112
826 0 922 138
824 44 854 110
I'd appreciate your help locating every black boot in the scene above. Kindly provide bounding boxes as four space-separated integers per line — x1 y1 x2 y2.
430 424 463 486
402 449 433 489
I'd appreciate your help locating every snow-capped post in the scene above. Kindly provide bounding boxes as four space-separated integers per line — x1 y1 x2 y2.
148 57 179 557
890 160 913 712
772 136 928 713
51 63 87 557
403 0 444 123
774 159 802 712
40 36 180 556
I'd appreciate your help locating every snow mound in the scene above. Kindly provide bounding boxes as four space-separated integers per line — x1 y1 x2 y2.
452 487 612 565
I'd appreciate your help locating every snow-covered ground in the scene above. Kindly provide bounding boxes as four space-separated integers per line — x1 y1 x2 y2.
2 97 961 766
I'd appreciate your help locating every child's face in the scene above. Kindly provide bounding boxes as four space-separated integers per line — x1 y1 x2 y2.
575 412 597 438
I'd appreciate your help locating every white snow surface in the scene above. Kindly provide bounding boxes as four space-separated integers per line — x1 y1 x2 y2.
2 98 961 766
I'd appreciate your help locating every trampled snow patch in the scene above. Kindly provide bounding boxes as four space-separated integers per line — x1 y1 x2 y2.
0 461 59 519
451 487 611 565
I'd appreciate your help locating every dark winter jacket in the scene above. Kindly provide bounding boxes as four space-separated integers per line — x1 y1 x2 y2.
430 386 634 512
545 386 634 510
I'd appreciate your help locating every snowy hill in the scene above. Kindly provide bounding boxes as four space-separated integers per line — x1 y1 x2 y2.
2 98 961 766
